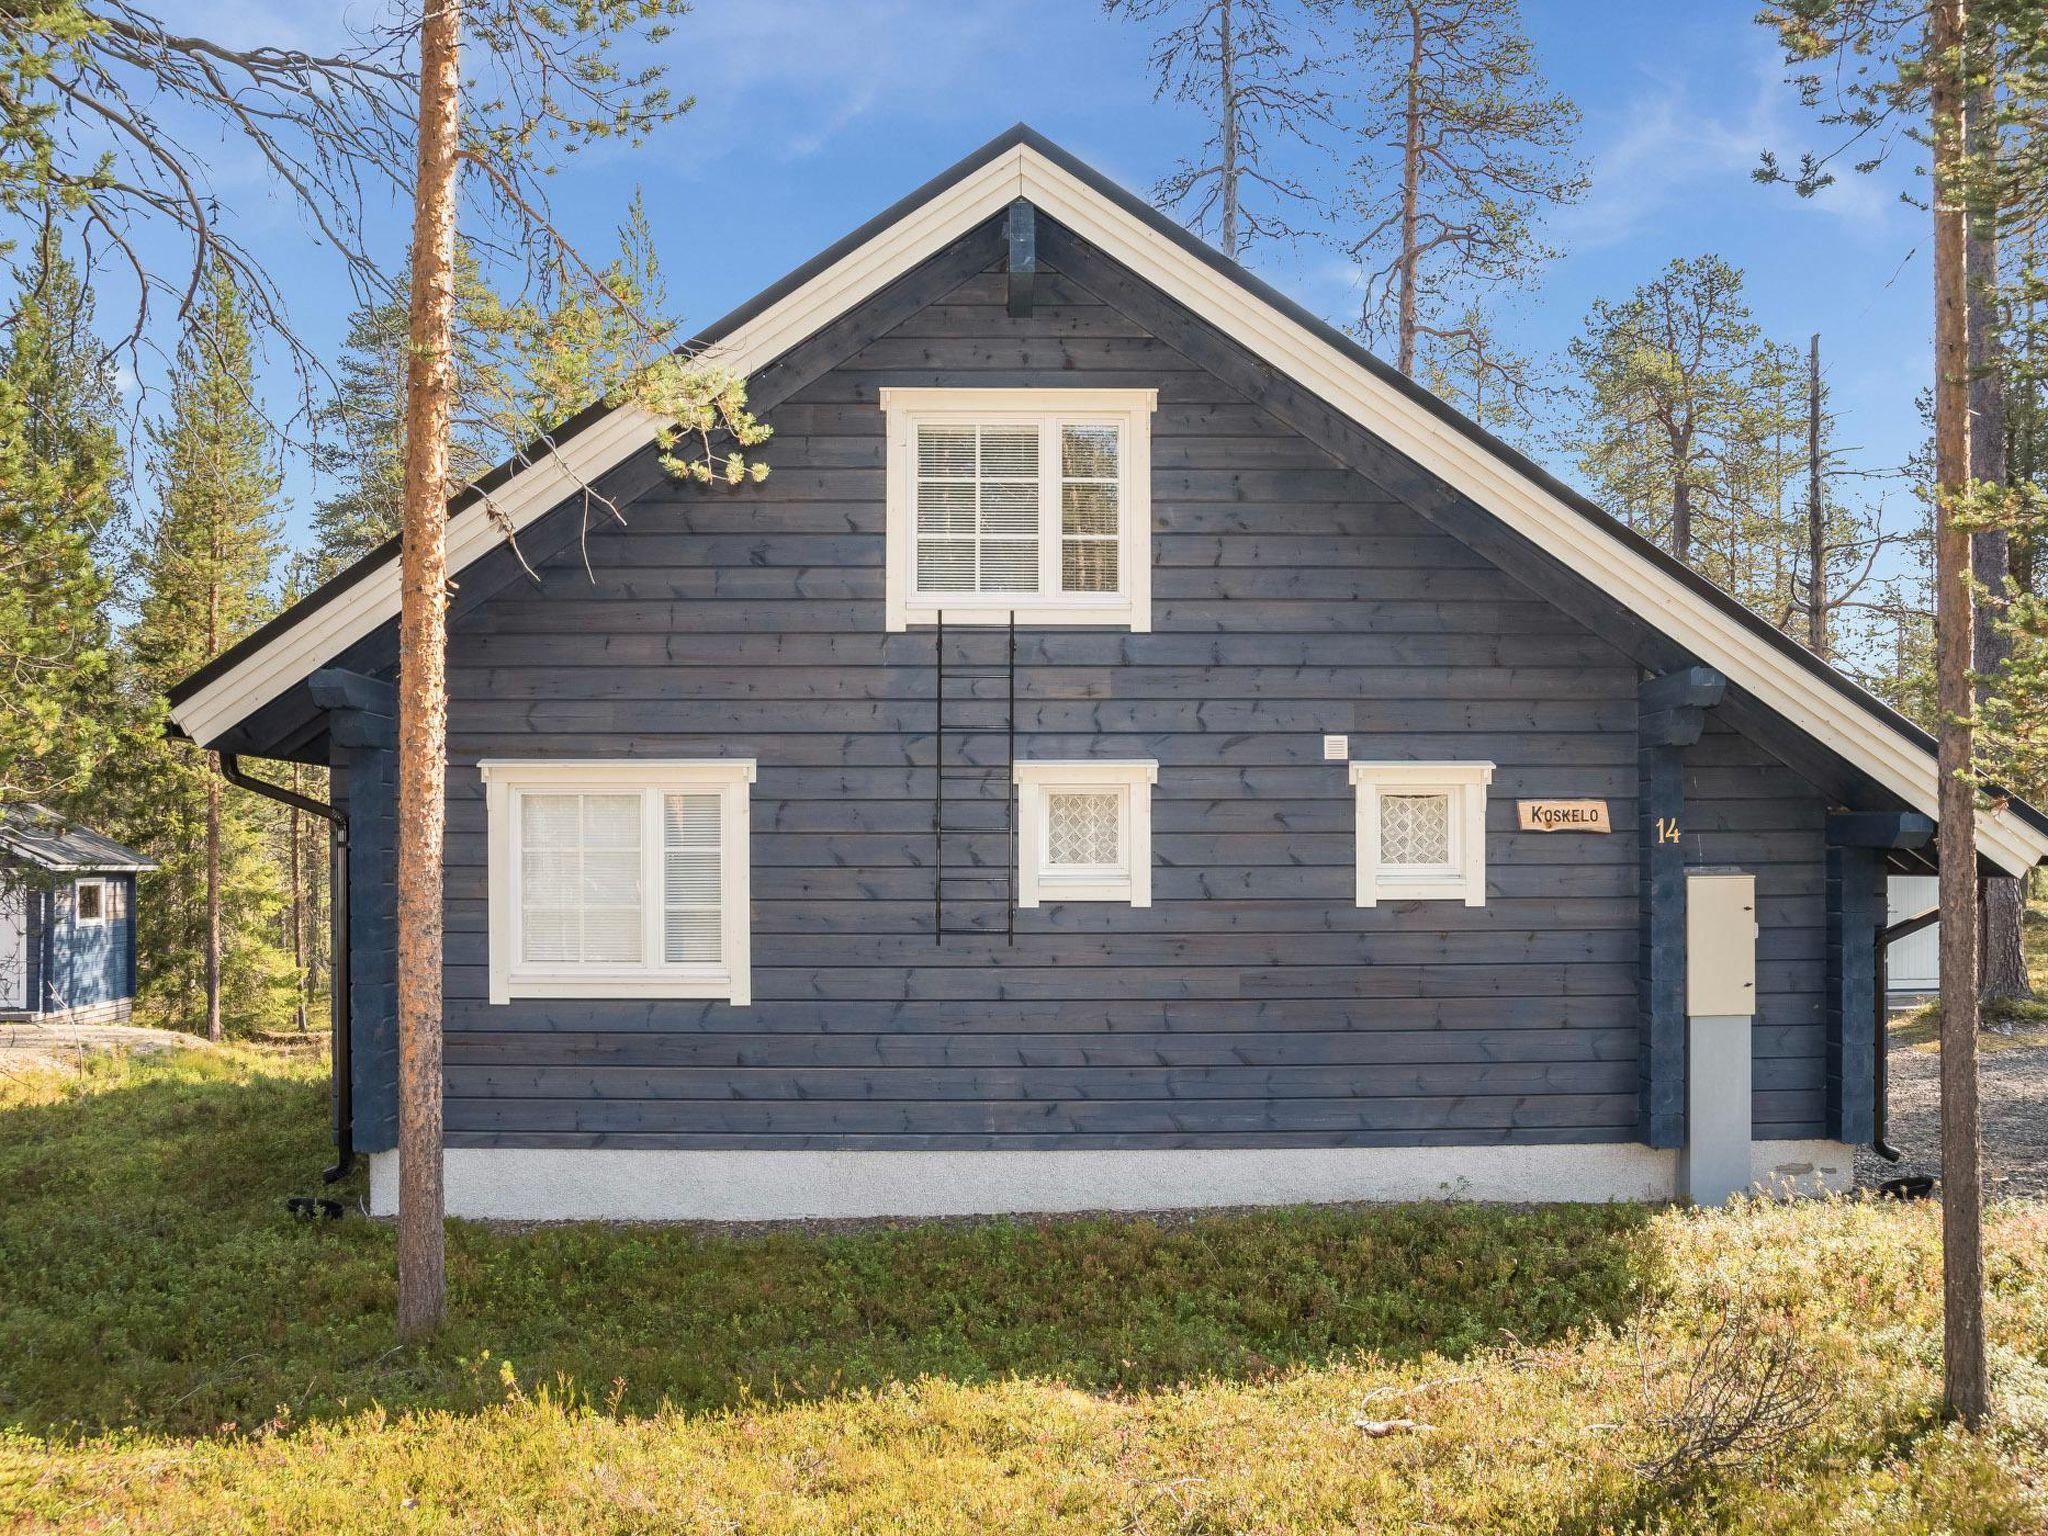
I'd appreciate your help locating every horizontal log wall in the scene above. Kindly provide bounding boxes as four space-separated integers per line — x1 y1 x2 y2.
434 241 1836 1151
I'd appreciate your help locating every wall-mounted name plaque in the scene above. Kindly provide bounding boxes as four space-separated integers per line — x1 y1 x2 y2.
1518 800 1612 833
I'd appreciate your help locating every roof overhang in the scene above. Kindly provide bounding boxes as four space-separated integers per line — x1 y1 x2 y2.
166 125 2048 877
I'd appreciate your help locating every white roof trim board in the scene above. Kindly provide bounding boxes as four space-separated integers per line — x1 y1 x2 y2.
167 132 2048 876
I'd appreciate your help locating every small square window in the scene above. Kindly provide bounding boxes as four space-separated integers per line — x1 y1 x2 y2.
73 879 106 924
1349 763 1494 907
1014 761 1158 908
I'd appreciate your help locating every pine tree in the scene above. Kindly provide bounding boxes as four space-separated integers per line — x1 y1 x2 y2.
311 200 672 579
1107 0 1336 262
124 263 297 1040
0 233 124 804
1562 256 1804 585
311 249 509 579
1341 0 1587 384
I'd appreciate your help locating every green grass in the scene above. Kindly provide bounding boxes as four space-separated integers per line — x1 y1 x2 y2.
2 1049 2047 1533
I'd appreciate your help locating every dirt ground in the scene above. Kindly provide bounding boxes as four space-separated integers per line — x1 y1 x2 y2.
1855 1022 2048 1198
0 1019 211 1077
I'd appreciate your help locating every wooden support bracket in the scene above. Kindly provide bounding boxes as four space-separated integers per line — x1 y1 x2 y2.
1006 199 1036 319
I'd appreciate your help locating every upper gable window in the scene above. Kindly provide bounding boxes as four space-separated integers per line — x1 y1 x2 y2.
880 388 1155 632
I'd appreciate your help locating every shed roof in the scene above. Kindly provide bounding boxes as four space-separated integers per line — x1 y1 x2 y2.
164 124 2048 875
0 805 157 873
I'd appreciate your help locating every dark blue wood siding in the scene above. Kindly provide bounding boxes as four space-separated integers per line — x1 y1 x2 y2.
426 241 1837 1150
40 874 135 1014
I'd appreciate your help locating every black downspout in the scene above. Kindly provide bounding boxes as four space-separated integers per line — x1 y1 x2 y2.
1874 904 1940 1164
219 754 354 1182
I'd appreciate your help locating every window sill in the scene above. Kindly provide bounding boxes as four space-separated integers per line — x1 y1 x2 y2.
490 971 742 1005
1024 877 1146 908
1365 879 1485 907
893 598 1147 632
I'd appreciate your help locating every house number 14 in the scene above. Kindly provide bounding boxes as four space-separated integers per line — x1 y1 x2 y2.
1656 818 1682 844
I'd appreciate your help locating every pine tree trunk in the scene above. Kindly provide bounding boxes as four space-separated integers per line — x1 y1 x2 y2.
1218 0 1238 261
1672 469 1692 566
204 752 222 1044
1966 69 2030 1006
394 0 462 1343
1807 333 1826 657
1931 0 1987 1430
1395 4 1423 375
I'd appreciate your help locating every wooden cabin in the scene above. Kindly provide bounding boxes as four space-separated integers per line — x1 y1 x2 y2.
0 806 152 1026
166 128 2048 1221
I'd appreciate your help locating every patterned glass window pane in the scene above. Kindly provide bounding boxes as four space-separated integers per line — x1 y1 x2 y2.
1380 793 1453 869
520 792 644 966
1047 790 1122 868
663 792 723 965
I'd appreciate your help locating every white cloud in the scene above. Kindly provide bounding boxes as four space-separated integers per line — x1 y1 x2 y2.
1558 42 1902 253
673 0 1017 165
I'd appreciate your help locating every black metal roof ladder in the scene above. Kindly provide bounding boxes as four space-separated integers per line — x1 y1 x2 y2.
932 611 1017 945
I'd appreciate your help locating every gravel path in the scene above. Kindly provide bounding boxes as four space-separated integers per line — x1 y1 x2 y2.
1855 1027 2048 1198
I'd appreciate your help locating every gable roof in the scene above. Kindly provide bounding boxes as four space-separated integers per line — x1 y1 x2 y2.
167 124 2048 876
0 805 157 873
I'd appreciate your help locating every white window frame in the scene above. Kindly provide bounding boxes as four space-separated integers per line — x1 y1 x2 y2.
72 877 107 926
480 759 756 1005
1349 761 1495 908
880 387 1156 633
1013 760 1158 908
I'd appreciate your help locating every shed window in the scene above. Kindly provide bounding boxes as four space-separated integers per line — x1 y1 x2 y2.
480 760 755 1004
73 879 105 925
1014 760 1158 908
882 388 1155 631
1349 762 1495 907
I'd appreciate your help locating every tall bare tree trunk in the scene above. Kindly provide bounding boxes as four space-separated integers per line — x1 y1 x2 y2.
1932 0 1987 1430
1395 1 1423 374
1966 65 2031 1005
204 755 221 1043
1672 468 1692 567
1807 333 1827 658
204 550 222 1044
1218 0 1239 260
395 0 462 1343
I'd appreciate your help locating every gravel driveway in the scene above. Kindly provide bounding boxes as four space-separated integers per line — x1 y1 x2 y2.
1855 1025 2048 1198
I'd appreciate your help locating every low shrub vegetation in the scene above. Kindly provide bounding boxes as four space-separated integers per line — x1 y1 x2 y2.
0 1048 2044 1532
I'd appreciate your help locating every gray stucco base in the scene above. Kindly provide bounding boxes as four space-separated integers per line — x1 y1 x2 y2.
369 1140 1856 1222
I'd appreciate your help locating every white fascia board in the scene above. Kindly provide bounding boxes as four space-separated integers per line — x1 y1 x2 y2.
1009 148 2048 876
166 150 1036 752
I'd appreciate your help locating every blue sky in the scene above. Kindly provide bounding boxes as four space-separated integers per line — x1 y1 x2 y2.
144 0 1934 563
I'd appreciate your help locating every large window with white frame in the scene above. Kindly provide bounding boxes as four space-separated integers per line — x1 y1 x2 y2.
880 388 1155 632
480 759 755 1004
1349 761 1494 908
1014 760 1157 908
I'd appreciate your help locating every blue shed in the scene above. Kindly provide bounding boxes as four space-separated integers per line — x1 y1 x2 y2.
0 805 154 1025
